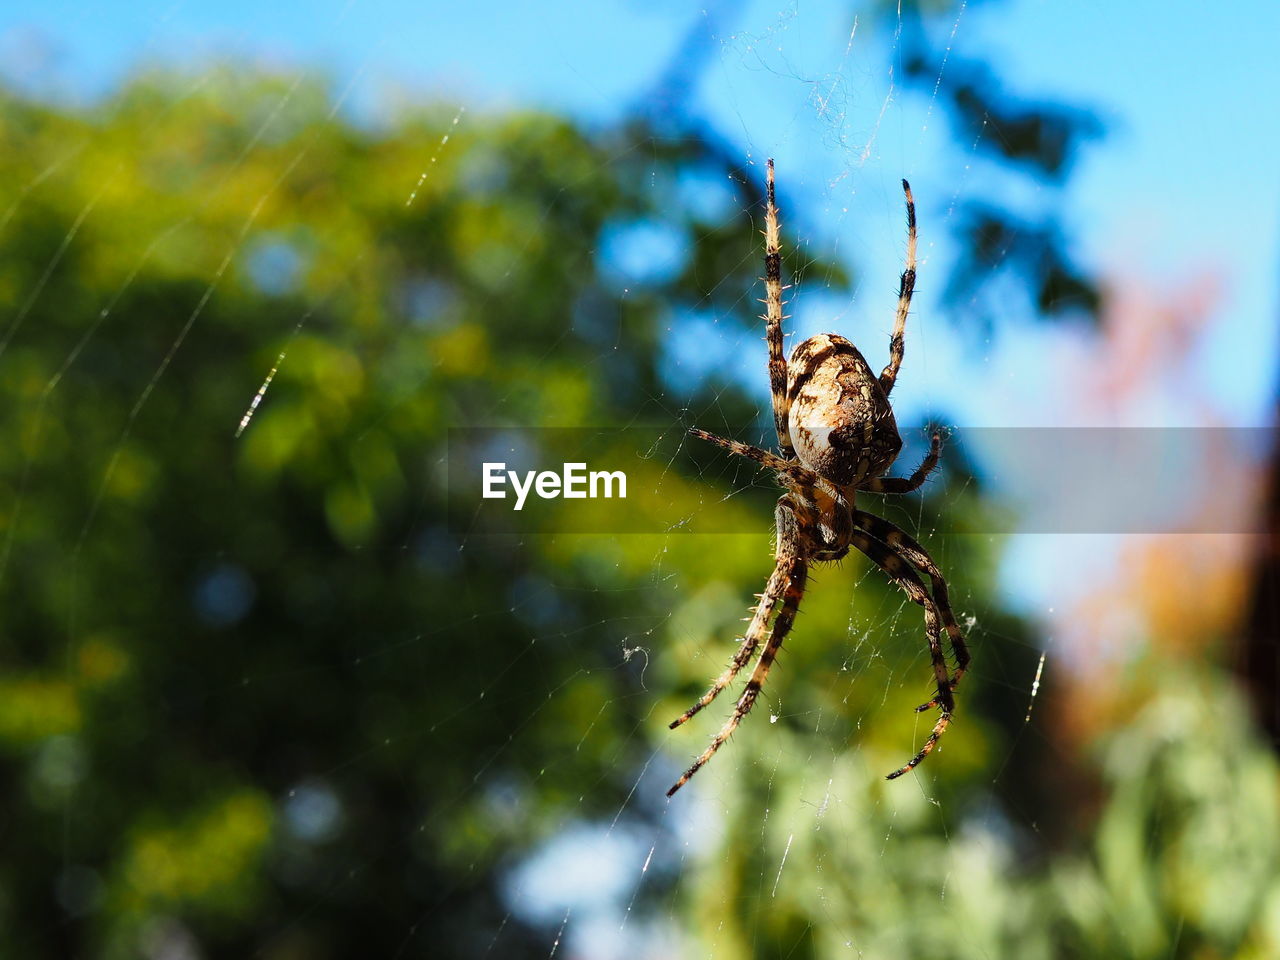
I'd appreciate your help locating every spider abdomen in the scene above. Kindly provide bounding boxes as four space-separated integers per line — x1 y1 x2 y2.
787 333 901 486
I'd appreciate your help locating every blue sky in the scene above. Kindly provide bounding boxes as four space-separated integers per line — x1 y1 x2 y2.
5 0 1272 419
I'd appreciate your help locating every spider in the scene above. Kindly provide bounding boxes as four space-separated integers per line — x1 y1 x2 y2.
666 160 971 797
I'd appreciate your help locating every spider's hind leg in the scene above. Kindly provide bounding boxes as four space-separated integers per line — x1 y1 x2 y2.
879 178 917 398
763 158 795 458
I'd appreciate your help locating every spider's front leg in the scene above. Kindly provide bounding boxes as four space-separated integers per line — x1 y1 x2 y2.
667 515 790 730
845 527 956 779
667 495 809 797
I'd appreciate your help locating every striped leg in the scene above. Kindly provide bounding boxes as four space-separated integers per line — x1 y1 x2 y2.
860 431 940 494
689 427 831 495
879 178 917 397
669 499 799 729
853 510 971 710
667 554 808 797
846 529 954 780
763 159 794 457
885 708 952 781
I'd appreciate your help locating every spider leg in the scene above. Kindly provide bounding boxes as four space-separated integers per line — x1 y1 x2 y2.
846 529 954 780
853 510 971 710
668 500 796 729
689 427 832 494
859 431 940 494
879 179 917 397
763 159 795 458
667 558 807 797
885 712 952 781
667 499 807 797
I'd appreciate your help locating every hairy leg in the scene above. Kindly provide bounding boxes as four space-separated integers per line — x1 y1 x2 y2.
879 179 917 397
689 427 840 500
860 431 940 494
763 159 794 457
669 497 801 729
846 528 955 780
853 510 971 708
667 554 808 797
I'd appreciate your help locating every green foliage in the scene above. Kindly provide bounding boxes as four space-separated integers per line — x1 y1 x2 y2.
1054 670 1280 960
675 669 1280 960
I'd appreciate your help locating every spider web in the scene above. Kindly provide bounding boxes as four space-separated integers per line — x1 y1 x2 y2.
1 2 1274 958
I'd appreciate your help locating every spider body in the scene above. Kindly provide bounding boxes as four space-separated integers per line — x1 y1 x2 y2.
786 332 902 488
667 161 970 797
